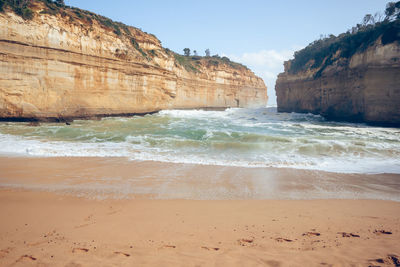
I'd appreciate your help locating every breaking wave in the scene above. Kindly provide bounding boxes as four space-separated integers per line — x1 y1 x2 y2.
0 107 399 174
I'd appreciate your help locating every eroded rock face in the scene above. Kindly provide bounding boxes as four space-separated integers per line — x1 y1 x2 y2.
0 3 267 121
275 42 400 126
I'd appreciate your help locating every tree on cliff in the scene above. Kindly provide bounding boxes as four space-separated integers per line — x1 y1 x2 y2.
288 1 400 75
205 49 210 57
362 14 375 25
183 48 190 56
385 1 400 21
5 0 34 20
193 50 198 56
54 0 65 6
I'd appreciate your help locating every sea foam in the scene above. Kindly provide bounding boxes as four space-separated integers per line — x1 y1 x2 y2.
0 108 399 174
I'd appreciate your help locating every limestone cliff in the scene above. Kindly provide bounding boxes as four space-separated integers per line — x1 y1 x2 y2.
0 1 267 121
275 20 400 126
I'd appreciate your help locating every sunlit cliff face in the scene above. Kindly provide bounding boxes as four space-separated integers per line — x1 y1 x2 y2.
275 42 400 126
0 2 267 120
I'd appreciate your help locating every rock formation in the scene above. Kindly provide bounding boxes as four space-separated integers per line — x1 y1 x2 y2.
275 20 400 126
0 1 267 121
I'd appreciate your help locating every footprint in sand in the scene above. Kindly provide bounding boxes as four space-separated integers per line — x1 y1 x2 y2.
107 206 122 215
275 237 293 242
72 248 89 253
201 246 220 251
337 232 360 238
302 232 321 237
27 240 48 247
84 214 93 222
162 245 176 249
16 255 37 262
237 238 254 246
373 229 392 235
114 251 130 257
74 222 96 229
0 248 13 259
44 230 57 237
370 254 400 266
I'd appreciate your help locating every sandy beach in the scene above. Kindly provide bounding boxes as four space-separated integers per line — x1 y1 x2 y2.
0 191 399 266
0 157 399 266
0 0 399 265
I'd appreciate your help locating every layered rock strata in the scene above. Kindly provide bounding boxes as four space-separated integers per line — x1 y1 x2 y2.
0 2 267 121
276 42 400 126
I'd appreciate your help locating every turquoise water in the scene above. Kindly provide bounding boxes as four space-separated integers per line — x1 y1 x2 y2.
0 107 399 174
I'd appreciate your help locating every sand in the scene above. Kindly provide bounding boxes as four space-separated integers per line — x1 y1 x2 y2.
0 157 399 266
1 157 399 201
0 191 399 266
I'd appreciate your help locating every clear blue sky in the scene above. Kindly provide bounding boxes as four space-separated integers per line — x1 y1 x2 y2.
65 0 391 105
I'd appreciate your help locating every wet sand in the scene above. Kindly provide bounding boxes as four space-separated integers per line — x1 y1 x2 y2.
0 157 399 266
1 157 400 200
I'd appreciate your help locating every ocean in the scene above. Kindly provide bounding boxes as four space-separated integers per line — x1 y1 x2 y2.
0 107 399 174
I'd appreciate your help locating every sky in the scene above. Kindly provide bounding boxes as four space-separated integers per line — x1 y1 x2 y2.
66 0 391 106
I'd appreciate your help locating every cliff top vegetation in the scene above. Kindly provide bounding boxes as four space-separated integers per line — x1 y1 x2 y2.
171 48 247 73
287 1 400 76
0 0 248 73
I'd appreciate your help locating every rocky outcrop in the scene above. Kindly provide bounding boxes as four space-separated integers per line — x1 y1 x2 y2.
276 36 400 126
0 2 267 121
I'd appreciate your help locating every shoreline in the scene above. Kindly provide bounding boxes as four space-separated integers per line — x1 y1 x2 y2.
0 107 234 124
0 190 399 266
2 107 400 128
0 156 399 265
1 119 398 266
1 156 400 201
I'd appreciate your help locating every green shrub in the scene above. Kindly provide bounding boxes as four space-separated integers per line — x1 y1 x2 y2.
73 9 83 18
288 11 400 75
164 48 172 55
14 6 22 15
101 18 113 28
44 1 60 12
382 22 400 44
121 24 131 35
40 8 57 15
54 0 65 7
208 60 219 66
130 38 148 59
22 7 33 19
130 38 138 48
173 53 199 72
149 49 157 57
113 25 121 35
221 56 230 62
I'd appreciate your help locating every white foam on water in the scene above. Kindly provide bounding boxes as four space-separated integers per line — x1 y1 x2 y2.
0 131 399 174
0 108 399 174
